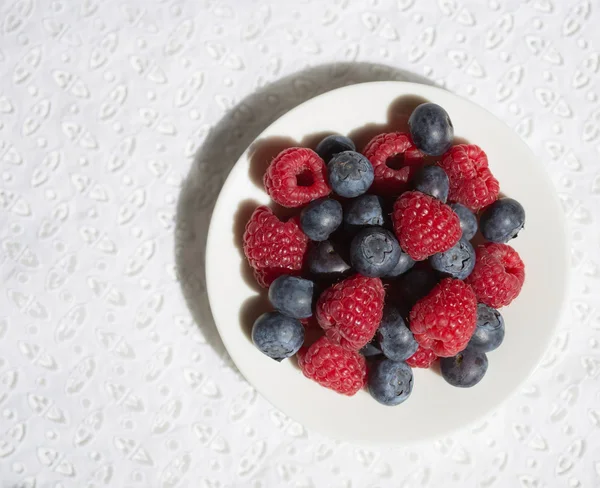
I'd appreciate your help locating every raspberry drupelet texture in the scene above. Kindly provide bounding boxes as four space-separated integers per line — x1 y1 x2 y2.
392 191 462 261
298 336 367 395
409 278 478 357
243 206 308 287
466 243 525 308
316 274 385 351
263 147 331 207
438 144 500 211
363 132 423 195
405 345 438 368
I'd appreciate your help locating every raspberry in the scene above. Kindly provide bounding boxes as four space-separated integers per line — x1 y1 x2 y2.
406 346 438 368
298 336 367 395
438 144 499 211
392 191 462 261
409 278 477 357
316 274 385 351
466 243 525 308
243 206 308 287
363 132 423 195
263 147 330 207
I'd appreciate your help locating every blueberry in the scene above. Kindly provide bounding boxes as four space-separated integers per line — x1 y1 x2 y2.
327 151 374 198
479 198 525 243
384 250 415 277
350 227 401 277
440 348 488 388
376 305 419 361
360 342 382 358
315 134 356 163
344 194 386 230
268 275 314 319
368 358 413 406
430 238 475 280
411 165 449 202
450 203 478 241
251 312 304 361
300 198 343 241
468 303 505 353
307 240 351 278
397 267 438 307
408 103 454 156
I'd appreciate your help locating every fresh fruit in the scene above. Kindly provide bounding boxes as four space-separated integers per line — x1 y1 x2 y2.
343 194 386 230
409 278 477 357
438 144 499 211
360 341 382 357
429 238 476 280
300 197 343 241
466 243 525 308
411 165 450 202
264 147 331 208
449 203 478 241
315 134 356 163
268 275 314 319
440 348 488 387
406 345 438 368
408 103 454 156
316 274 385 350
363 132 423 195
479 198 525 243
368 358 413 406
252 312 304 361
375 305 419 361
384 250 415 277
392 191 462 261
306 240 351 278
243 206 308 287
396 267 439 307
468 303 505 353
350 227 401 277
298 336 366 395
327 151 374 198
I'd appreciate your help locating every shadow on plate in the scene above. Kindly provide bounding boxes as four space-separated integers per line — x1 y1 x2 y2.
175 61 436 362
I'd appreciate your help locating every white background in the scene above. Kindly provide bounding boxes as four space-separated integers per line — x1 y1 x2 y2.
0 0 598 487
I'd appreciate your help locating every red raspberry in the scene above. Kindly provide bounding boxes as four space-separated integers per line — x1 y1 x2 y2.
298 336 367 395
406 345 437 368
392 191 462 261
263 147 330 207
316 274 385 351
466 243 525 308
363 132 423 195
409 278 477 357
438 144 499 211
243 206 308 287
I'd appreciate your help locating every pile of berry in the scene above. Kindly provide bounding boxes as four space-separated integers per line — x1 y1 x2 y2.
243 102 526 405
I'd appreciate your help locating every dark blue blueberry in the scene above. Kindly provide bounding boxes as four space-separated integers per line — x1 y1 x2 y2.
300 198 343 241
450 203 478 241
376 305 419 361
397 267 439 307
368 358 413 406
307 240 351 278
315 134 356 163
350 227 401 277
408 103 454 156
344 194 386 231
411 165 449 202
430 238 475 280
440 348 488 388
251 312 304 361
268 275 314 319
480 198 525 243
327 151 374 198
384 250 415 277
468 303 505 353
360 342 382 358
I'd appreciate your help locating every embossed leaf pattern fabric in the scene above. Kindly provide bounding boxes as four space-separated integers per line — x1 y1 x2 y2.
0 0 597 487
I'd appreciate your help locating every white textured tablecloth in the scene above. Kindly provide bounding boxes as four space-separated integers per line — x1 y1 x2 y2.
0 0 598 487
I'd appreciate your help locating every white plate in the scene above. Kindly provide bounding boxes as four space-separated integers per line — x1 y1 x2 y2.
205 81 568 444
